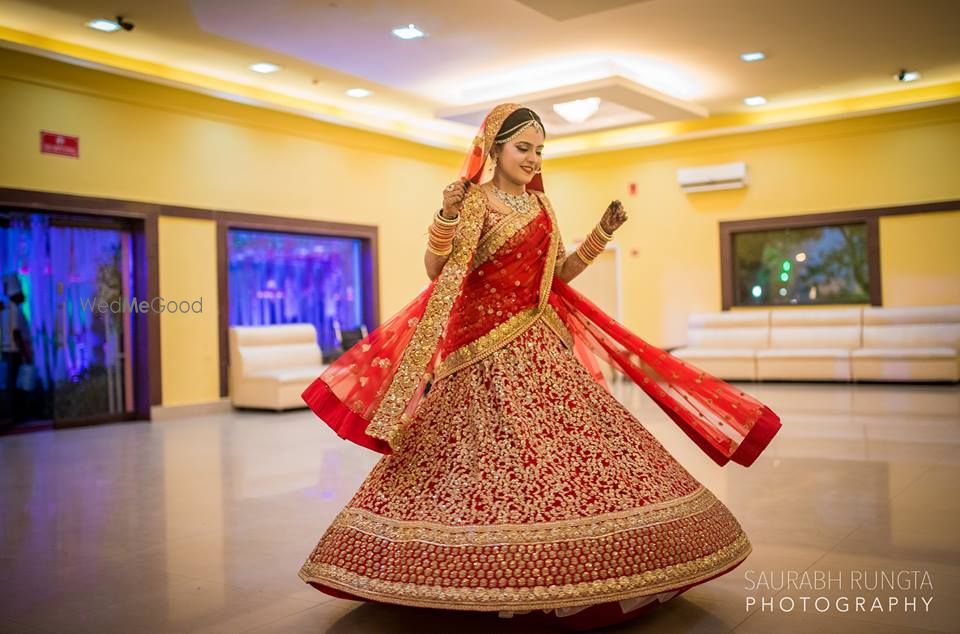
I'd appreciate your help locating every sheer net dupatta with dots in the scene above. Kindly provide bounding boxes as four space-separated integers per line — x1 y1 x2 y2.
549 277 782 468
301 278 439 454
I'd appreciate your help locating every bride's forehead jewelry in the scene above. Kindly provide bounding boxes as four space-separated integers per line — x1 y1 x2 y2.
497 119 544 144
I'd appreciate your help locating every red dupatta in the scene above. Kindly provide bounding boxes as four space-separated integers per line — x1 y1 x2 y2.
301 102 781 466
548 280 780 467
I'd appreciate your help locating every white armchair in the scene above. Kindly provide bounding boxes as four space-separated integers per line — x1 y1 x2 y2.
228 324 328 410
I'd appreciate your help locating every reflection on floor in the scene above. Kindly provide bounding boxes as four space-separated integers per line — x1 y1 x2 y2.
1 382 957 633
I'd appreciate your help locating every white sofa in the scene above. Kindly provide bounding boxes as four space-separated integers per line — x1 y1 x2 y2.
228 324 328 410
672 311 769 381
854 306 960 382
672 305 960 383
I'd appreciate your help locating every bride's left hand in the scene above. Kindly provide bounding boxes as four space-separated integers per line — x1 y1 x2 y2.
600 200 628 234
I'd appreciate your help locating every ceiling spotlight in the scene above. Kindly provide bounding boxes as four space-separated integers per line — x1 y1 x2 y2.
392 24 425 40
896 69 921 82
250 62 281 74
346 88 372 98
87 19 121 32
744 96 767 106
553 97 602 123
87 16 133 32
740 51 766 62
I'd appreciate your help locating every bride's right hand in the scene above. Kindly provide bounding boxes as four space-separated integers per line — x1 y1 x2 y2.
441 179 470 219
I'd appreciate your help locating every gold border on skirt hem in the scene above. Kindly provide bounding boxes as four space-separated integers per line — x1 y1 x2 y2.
298 533 751 612
329 485 718 546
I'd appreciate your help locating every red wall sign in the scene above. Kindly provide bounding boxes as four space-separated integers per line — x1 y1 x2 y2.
40 131 79 158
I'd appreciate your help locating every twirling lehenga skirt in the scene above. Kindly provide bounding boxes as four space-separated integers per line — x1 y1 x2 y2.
298 317 751 623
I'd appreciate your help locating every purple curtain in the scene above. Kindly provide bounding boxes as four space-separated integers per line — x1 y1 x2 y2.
1 212 133 416
228 229 366 354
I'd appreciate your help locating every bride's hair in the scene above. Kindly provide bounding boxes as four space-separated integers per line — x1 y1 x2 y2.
494 108 546 144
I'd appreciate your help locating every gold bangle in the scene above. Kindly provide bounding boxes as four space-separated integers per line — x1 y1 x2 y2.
427 243 453 256
429 229 456 243
427 216 456 255
594 223 614 241
574 248 594 266
575 242 600 264
429 226 456 244
427 238 453 251
574 224 613 266
435 209 460 225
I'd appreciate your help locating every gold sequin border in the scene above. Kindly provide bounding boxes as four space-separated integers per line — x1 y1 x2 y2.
541 304 575 350
328 485 717 546
366 187 486 449
482 104 522 154
298 532 751 612
435 306 539 381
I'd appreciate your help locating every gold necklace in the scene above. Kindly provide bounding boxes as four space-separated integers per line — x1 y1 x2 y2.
491 183 537 215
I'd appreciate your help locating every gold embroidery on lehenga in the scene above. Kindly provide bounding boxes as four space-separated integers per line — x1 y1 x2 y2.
302 310 752 612
541 304 574 350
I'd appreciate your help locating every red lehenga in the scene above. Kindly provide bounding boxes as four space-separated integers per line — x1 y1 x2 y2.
298 104 781 630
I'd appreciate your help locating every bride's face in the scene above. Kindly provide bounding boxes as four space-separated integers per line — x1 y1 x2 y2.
493 124 544 186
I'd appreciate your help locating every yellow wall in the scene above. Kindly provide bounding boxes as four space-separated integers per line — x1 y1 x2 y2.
2 47 958 405
547 105 960 346
157 217 220 406
880 210 960 307
0 48 460 406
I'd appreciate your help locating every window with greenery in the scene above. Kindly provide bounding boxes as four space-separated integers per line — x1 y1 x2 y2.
732 222 871 307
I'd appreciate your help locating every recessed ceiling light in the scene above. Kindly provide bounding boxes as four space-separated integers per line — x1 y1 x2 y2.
896 70 921 82
86 18 121 32
552 97 602 123
744 96 767 106
249 62 281 74
392 24 425 40
346 88 372 98
740 51 766 62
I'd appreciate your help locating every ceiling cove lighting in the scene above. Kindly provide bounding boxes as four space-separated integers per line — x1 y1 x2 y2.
86 18 122 32
346 88 372 98
740 51 766 62
552 97 602 123
896 69 921 82
249 62 281 74
744 96 767 106
392 24 425 40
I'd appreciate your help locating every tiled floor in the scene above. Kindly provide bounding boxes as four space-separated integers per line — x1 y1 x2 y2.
1 382 957 633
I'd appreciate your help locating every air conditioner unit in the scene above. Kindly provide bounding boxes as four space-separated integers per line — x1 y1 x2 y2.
677 161 747 193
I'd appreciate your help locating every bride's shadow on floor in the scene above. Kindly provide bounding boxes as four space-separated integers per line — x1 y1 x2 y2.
324 596 727 633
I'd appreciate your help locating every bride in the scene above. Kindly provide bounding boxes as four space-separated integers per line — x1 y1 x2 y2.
298 102 781 631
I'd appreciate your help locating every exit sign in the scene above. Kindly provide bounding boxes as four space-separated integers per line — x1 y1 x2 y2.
40 131 79 158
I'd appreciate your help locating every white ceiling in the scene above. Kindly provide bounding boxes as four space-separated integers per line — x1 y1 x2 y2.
2 0 959 151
